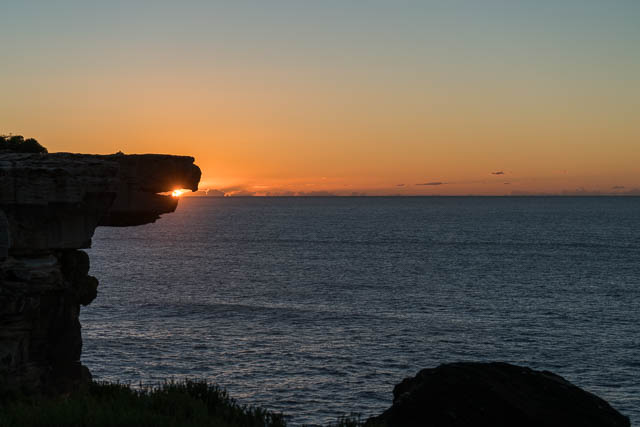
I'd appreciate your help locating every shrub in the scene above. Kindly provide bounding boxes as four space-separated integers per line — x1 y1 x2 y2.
0 135 48 153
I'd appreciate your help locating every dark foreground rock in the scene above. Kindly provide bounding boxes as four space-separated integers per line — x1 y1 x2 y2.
0 152 200 394
366 362 630 427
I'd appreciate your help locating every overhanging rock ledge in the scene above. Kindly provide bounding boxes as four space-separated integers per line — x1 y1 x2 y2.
0 152 200 393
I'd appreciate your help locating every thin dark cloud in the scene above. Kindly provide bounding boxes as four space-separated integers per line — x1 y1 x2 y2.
396 184 405 187
295 191 337 196
220 185 248 193
265 191 296 196
219 185 262 197
612 186 625 190
183 188 225 197
561 188 609 196
491 171 505 175
512 187 640 196
416 182 445 186
225 190 256 197
510 190 552 196
503 182 511 185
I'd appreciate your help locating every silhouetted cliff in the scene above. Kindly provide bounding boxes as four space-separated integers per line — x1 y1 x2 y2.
0 152 200 393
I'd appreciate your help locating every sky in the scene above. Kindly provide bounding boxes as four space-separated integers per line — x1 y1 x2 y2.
2 1 639 196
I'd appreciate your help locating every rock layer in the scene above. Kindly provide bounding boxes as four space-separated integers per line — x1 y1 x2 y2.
0 152 200 393
366 362 630 427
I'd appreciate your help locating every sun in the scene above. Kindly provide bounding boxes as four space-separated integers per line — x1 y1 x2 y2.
171 189 186 197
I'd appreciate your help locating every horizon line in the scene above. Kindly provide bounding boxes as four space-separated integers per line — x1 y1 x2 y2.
183 194 640 198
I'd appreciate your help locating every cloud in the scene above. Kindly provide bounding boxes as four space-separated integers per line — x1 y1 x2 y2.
183 190 206 197
512 187 640 196
503 182 511 185
225 190 256 197
295 191 337 196
219 185 245 192
265 191 296 196
205 189 225 197
510 190 552 196
416 182 445 186
612 186 625 190
561 188 608 196
216 185 259 197
491 171 505 175
619 187 640 195
182 188 225 197
396 184 405 187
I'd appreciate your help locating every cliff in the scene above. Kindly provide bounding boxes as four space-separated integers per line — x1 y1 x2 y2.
0 152 200 393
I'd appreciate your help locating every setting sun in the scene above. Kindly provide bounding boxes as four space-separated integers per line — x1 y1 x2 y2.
1 1 638 424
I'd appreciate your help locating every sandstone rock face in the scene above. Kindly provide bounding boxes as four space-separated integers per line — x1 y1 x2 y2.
366 362 630 427
0 152 200 393
0 210 8 260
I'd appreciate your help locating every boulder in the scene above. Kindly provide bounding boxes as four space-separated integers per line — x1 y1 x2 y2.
366 362 630 427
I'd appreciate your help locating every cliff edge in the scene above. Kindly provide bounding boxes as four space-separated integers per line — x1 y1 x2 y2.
0 152 200 393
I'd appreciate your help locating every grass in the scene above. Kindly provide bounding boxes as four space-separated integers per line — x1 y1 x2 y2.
323 414 368 427
0 380 286 427
0 381 375 426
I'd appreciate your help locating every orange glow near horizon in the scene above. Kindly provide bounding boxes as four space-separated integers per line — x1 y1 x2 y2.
2 2 639 196
172 189 186 197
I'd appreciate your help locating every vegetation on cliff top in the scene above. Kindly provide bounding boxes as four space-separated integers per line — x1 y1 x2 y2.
0 380 286 427
0 135 47 153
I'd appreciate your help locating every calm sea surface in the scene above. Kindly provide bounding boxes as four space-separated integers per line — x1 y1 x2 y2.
82 197 640 425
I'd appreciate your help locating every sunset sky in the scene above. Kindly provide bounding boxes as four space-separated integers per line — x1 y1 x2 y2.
2 1 639 195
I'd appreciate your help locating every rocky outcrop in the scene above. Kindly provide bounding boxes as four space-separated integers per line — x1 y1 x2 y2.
366 362 630 427
0 152 200 393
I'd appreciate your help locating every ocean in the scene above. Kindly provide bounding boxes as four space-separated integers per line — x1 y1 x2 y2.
82 197 640 425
